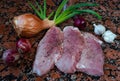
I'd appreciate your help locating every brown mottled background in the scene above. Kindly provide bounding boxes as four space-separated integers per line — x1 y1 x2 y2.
0 0 120 81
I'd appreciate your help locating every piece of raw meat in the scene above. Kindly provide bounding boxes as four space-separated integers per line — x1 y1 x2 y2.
55 26 85 73
82 32 103 45
33 27 63 76
76 32 104 76
33 25 104 76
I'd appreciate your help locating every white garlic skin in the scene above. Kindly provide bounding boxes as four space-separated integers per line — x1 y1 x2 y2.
93 24 106 35
102 30 117 43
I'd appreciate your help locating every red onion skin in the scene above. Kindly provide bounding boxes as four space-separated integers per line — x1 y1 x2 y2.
2 49 20 65
73 16 86 30
16 38 31 54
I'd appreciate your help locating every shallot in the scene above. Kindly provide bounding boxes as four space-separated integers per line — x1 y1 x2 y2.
2 49 20 65
12 0 101 37
73 15 86 30
13 14 55 37
16 38 31 54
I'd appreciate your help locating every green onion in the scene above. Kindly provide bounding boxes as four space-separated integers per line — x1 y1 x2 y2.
47 11 54 19
35 2 44 18
43 0 46 18
29 2 44 19
58 3 99 19
53 0 68 20
54 2 101 25
76 10 102 20
13 0 102 37
55 12 80 25
29 0 102 25
29 0 47 20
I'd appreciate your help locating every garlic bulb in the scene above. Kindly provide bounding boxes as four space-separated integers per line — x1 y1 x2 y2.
102 30 117 43
93 24 106 35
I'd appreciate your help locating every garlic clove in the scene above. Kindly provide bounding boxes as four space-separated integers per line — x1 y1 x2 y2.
93 24 106 35
102 30 117 43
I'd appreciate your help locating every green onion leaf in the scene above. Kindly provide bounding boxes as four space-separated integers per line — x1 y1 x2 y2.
54 0 68 20
66 3 99 11
47 11 54 19
55 12 80 25
55 3 100 24
58 3 99 19
35 2 44 17
44 0 46 19
29 1 47 20
29 2 44 19
76 9 102 20
55 9 102 25
55 9 73 23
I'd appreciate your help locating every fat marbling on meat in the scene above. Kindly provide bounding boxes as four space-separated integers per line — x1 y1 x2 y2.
33 27 63 76
55 26 85 73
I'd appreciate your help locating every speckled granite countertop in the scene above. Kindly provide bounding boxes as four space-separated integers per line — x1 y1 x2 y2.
0 0 120 81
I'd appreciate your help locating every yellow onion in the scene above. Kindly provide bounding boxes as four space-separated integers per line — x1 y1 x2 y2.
12 13 55 37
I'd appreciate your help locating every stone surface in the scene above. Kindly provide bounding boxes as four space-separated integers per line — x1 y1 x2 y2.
0 0 120 81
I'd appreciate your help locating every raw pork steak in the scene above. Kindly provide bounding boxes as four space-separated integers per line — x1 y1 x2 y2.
55 26 84 73
33 27 63 76
33 26 104 76
76 32 104 76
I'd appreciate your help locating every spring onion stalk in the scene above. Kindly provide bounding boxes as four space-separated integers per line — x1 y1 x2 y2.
12 0 102 37
30 0 102 23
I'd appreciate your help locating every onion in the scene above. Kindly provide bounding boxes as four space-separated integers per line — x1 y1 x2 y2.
16 38 31 54
12 1 101 38
73 15 86 30
2 49 20 65
12 13 55 37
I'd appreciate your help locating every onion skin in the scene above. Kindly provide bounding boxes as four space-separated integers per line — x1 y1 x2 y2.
12 13 55 37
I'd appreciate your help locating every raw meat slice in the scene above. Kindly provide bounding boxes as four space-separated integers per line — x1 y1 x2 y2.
33 27 63 76
82 32 103 44
55 26 85 73
33 25 104 76
76 32 104 76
